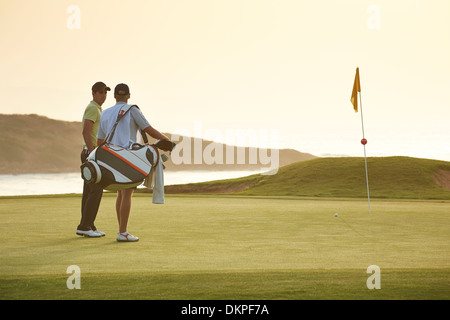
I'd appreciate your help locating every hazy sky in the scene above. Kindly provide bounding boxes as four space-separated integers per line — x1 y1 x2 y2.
0 0 449 160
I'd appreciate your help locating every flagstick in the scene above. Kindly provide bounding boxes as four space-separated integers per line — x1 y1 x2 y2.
359 91 371 214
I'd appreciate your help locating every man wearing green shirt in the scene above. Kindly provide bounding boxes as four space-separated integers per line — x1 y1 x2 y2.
77 82 110 238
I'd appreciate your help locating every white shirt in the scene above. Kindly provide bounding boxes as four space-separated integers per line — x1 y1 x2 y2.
97 102 151 148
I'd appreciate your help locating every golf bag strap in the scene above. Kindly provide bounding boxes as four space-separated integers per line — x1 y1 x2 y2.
104 104 140 145
140 129 149 144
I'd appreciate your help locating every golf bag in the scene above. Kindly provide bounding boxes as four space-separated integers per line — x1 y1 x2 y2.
80 104 176 191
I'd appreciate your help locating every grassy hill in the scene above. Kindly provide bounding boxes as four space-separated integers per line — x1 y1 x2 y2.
162 156 450 200
0 114 315 174
0 114 82 174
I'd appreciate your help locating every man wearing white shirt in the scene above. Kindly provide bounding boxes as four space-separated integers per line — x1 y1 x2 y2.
97 83 169 242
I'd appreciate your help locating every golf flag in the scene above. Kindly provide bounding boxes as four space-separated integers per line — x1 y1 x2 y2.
350 67 371 214
351 67 361 112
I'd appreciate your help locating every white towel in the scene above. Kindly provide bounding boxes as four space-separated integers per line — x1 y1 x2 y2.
143 152 165 204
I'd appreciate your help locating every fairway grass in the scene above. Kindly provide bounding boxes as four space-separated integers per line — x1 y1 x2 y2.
0 194 449 300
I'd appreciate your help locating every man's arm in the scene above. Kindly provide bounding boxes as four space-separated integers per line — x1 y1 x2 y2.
130 107 169 142
97 138 105 147
143 126 169 141
82 119 95 153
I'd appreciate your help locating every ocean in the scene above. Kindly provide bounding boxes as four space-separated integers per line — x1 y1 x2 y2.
0 170 264 197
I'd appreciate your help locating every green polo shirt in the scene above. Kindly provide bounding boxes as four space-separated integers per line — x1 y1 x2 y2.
82 100 102 148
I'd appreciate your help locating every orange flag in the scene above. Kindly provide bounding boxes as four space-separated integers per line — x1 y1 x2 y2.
351 67 361 112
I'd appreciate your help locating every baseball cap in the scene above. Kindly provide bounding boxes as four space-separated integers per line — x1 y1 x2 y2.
91 81 111 93
114 83 130 95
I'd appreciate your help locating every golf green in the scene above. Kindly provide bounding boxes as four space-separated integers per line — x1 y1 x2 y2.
0 194 449 299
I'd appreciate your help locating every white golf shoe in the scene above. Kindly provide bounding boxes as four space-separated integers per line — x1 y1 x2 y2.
93 229 106 237
76 229 102 238
117 232 139 242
